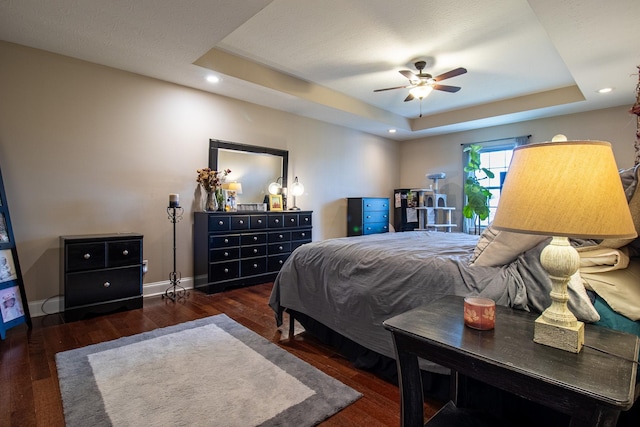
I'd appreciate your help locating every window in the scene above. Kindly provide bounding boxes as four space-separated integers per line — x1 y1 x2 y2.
478 148 513 227
462 136 529 233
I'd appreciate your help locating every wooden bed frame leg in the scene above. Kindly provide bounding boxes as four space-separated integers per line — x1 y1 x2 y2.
288 310 295 338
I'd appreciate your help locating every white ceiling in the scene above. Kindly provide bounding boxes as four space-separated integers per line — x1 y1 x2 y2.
1 0 638 140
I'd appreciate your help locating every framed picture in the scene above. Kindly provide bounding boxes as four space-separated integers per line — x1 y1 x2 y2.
0 213 9 243
0 285 24 323
269 194 283 211
0 249 17 284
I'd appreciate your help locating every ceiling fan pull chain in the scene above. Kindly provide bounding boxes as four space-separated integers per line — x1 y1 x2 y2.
420 99 423 117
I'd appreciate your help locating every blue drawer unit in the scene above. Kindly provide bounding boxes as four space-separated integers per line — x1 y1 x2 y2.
347 197 390 236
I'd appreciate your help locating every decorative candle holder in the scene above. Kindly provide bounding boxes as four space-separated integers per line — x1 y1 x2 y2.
463 297 496 330
163 202 188 302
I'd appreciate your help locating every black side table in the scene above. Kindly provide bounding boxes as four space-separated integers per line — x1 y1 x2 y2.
383 295 639 427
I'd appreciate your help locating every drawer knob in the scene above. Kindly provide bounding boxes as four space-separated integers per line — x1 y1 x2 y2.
224 268 229 273
279 260 284 265
304 218 309 222
301 232 306 237
279 246 283 250
279 234 283 239
83 253 91 260
103 282 111 288
253 263 258 268
253 236 258 241
275 219 280 223
366 215 371 219
218 220 224 226
224 238 229 243
122 249 129 256
258 219 263 224
290 218 295 222
253 249 258 254
224 252 229 257
239 220 244 224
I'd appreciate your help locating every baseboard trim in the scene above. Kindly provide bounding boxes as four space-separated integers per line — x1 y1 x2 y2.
29 277 195 318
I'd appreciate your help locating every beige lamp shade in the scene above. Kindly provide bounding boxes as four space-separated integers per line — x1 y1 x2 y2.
226 182 243 194
492 140 637 239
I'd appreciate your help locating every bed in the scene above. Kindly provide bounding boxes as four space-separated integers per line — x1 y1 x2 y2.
268 230 608 374
270 163 640 371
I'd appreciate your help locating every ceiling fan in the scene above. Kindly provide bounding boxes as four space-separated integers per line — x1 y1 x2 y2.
374 60 467 116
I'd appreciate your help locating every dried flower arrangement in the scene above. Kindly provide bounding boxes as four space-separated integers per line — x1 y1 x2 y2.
196 168 231 193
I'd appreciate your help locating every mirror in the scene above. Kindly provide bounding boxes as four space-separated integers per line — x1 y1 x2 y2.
209 139 288 205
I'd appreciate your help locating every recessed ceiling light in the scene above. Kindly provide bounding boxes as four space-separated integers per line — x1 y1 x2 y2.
388 129 397 133
597 87 613 94
206 75 220 84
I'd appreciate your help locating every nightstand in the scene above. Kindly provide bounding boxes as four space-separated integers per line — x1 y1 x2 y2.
383 295 639 427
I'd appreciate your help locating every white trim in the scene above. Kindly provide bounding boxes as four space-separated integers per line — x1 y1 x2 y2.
28 277 195 317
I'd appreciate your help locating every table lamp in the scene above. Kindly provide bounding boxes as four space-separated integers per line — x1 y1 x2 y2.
224 182 242 211
289 176 304 210
491 139 636 353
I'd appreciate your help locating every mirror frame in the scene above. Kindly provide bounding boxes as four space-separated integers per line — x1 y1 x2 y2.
208 139 289 191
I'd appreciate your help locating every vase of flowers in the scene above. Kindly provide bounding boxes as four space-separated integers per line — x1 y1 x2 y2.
196 168 231 212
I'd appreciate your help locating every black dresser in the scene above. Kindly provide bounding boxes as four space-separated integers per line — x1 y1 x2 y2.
347 197 390 236
193 211 312 294
60 233 143 322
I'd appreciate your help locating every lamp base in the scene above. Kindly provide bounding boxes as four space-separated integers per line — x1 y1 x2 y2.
534 315 584 353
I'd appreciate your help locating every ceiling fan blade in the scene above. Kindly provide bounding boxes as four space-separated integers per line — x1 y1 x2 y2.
373 85 412 92
404 93 415 102
433 84 461 93
399 70 418 80
434 67 467 81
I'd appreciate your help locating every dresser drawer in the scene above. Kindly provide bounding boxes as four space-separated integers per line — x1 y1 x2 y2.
268 254 290 272
210 260 240 281
268 214 284 228
268 230 291 242
231 216 250 230
209 215 231 232
241 233 267 245
66 242 106 272
363 198 389 211
268 242 291 254
241 245 267 258
241 257 267 276
299 213 312 227
363 222 389 234
250 215 268 229
291 229 311 241
210 247 240 262
65 266 141 308
284 213 300 227
363 211 389 224
210 234 240 247
108 240 142 267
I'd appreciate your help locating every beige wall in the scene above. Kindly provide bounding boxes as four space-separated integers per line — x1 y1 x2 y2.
1 41 635 310
0 42 399 304
399 106 637 228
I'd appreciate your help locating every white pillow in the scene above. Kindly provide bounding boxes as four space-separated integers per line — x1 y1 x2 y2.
581 259 640 321
470 225 548 267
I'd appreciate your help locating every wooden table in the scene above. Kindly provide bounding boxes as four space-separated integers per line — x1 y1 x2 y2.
383 295 639 427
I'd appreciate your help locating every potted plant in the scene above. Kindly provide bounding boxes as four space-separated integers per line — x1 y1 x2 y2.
462 144 494 234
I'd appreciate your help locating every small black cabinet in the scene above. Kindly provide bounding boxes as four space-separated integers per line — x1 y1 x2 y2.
194 211 312 294
347 197 389 236
60 233 143 322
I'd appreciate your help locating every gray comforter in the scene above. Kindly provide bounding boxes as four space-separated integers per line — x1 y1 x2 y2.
269 231 597 373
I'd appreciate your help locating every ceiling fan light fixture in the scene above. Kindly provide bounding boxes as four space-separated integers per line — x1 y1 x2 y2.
409 85 433 99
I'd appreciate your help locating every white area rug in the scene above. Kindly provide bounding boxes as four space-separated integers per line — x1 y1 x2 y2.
56 314 361 426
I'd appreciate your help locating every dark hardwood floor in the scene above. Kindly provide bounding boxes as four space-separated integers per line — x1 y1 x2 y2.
0 283 444 426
